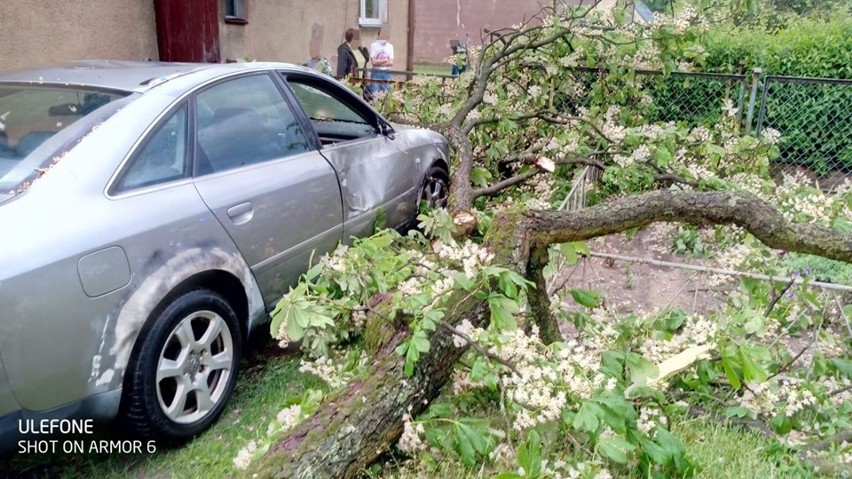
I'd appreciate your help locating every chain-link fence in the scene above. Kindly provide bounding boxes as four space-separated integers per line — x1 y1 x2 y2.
642 71 748 127
755 76 852 176
358 65 851 176
560 68 851 176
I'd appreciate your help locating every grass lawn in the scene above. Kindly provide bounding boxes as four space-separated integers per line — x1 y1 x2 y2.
2 338 822 479
2 337 321 479
371 417 815 479
413 64 454 77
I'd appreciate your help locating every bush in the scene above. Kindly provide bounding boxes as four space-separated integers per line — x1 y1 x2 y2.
700 15 852 78
695 15 852 173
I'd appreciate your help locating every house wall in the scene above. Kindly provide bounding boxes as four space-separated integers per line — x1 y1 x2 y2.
412 0 641 65
413 0 545 64
0 0 410 74
218 0 410 73
0 0 159 71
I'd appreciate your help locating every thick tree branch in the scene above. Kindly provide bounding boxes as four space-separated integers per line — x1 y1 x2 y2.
523 190 852 264
256 189 850 479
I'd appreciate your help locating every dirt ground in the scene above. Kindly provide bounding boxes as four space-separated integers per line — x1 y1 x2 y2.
552 226 728 319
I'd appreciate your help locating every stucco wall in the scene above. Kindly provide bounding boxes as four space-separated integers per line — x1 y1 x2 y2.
413 0 640 64
0 0 158 71
413 0 544 64
1 0 410 74
218 0 410 73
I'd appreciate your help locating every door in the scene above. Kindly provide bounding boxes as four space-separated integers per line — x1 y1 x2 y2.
283 74 418 239
154 0 220 62
191 73 343 307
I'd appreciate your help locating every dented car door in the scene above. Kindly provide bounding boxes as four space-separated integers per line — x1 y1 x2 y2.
283 74 418 239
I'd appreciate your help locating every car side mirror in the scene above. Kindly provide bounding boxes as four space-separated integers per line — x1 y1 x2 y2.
380 121 395 140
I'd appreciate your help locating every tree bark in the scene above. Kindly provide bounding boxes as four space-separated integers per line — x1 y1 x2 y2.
253 190 851 479
253 299 489 479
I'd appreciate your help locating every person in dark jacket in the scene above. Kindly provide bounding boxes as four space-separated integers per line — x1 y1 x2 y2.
336 28 359 78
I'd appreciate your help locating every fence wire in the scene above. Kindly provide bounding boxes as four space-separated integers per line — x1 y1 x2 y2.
756 76 852 176
642 71 747 127
376 65 851 177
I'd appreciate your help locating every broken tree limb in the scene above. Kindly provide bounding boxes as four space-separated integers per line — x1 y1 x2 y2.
253 299 489 479
254 189 851 479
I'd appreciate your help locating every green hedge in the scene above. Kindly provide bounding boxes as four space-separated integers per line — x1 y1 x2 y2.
700 15 852 78
696 16 852 173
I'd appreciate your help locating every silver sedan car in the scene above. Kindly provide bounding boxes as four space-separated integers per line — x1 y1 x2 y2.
0 60 448 444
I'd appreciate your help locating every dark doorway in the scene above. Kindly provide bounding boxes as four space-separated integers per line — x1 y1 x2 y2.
154 0 221 63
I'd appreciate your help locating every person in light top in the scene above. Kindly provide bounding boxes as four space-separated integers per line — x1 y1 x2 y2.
369 28 394 94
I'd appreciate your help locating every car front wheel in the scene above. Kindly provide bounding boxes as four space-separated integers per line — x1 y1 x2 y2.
122 289 242 441
419 165 449 210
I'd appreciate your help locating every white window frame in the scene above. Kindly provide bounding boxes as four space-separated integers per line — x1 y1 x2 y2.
359 0 387 28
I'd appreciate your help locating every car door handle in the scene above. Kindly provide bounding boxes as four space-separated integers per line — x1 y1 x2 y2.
226 202 254 225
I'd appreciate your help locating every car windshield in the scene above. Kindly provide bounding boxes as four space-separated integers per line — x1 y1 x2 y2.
0 85 127 191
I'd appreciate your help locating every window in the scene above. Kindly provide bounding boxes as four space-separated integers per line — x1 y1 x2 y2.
225 0 247 24
116 104 188 191
0 85 127 191
359 0 387 27
287 80 377 145
195 75 310 174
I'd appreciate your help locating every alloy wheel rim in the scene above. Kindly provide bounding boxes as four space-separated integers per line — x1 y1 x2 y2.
421 174 448 208
156 310 234 424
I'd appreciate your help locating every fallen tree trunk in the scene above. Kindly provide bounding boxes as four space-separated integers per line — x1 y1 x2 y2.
252 190 851 479
253 299 490 479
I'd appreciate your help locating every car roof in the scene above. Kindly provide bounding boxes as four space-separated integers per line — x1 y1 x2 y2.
0 60 316 93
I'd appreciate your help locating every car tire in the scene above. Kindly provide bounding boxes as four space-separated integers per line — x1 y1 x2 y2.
419 164 449 210
121 289 242 441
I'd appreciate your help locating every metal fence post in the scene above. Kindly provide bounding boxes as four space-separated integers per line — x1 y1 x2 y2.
734 61 746 125
744 68 762 135
754 76 772 137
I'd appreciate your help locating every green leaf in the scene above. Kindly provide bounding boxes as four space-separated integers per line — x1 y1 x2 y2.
304 262 324 281
830 357 852 376
627 353 659 387
498 273 519 299
654 147 673 166
738 347 767 383
640 435 669 465
454 423 476 466
599 437 635 464
518 430 542 478
471 167 493 187
459 419 490 455
724 406 753 419
573 241 591 256
706 143 726 158
493 474 525 479
454 273 475 291
405 343 420 376
285 315 306 341
569 288 601 308
721 356 742 389
573 401 601 432
412 331 431 353
560 243 579 265
770 414 793 434
489 295 519 330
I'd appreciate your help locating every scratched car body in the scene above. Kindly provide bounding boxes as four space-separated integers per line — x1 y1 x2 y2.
0 60 449 445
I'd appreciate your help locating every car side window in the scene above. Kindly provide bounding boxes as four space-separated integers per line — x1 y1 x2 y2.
116 103 188 192
286 80 377 145
195 74 310 175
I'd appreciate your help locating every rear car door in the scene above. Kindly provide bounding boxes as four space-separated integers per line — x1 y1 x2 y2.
281 73 418 239
191 73 343 307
